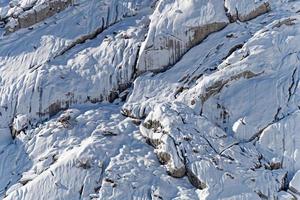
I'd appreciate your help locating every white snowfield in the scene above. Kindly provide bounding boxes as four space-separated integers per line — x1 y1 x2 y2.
0 0 300 199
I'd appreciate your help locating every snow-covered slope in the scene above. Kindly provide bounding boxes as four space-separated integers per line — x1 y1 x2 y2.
1 0 300 199
0 0 152 138
136 0 229 73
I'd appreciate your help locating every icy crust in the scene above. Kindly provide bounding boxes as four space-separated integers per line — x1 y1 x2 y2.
141 102 286 199
0 0 152 133
1 104 198 199
136 0 229 73
224 0 270 22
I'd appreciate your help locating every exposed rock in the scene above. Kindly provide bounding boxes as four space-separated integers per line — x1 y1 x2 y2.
136 0 229 73
272 18 297 28
225 0 270 22
140 120 186 178
0 0 152 128
1 0 300 199
186 161 209 189
5 0 74 34
200 70 260 103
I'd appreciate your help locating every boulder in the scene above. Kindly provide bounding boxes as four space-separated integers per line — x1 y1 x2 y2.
225 0 270 22
136 0 229 73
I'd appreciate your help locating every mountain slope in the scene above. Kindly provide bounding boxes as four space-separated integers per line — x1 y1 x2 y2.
1 0 300 199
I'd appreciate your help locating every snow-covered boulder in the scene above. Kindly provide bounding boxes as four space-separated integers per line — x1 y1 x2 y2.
12 114 29 137
3 0 73 34
136 0 229 73
225 0 270 22
140 102 286 199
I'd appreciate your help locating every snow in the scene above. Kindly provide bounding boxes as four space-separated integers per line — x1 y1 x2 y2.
123 0 300 199
225 0 270 22
139 102 286 199
290 170 300 194
0 127 11 151
257 111 300 180
277 191 296 200
0 0 153 130
0 103 198 199
136 0 229 73
13 114 29 132
0 0 300 199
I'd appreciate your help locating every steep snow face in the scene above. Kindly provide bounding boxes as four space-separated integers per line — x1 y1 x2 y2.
181 16 300 141
0 0 271 130
136 0 229 73
123 21 265 119
0 0 152 130
1 0 300 199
